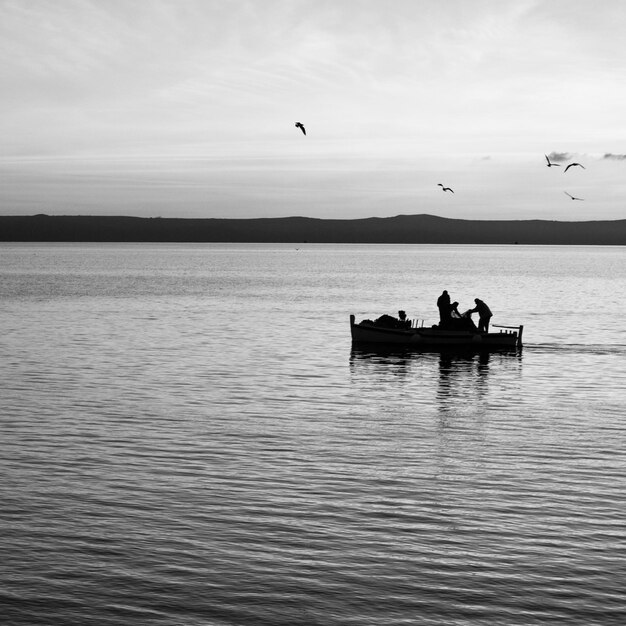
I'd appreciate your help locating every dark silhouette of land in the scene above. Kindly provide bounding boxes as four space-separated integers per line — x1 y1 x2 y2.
1 214 625 244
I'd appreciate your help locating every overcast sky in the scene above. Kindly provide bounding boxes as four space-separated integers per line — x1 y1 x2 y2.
1 0 625 220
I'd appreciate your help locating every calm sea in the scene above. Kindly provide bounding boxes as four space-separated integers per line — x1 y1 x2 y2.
1 243 625 625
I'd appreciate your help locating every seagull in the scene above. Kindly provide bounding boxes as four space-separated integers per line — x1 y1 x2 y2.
564 162 586 173
438 183 454 193
295 122 306 136
564 191 584 201
545 154 561 167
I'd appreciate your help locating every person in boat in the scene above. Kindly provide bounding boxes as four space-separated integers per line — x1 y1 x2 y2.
450 302 477 330
372 310 411 329
437 290 452 325
469 298 493 332
397 310 411 329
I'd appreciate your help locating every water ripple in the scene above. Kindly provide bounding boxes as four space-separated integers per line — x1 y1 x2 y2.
2 244 626 625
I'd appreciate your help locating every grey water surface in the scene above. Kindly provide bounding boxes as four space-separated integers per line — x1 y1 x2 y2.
1 243 625 625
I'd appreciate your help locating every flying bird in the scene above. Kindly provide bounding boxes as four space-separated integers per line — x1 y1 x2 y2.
438 184 454 193
545 154 561 167
564 162 586 173
564 191 584 201
295 122 306 136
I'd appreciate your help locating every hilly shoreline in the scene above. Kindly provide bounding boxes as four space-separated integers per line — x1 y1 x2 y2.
1 214 625 245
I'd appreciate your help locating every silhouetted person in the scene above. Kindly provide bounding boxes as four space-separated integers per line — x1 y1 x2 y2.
470 298 493 332
437 290 452 326
450 301 477 331
398 310 411 329
448 301 462 330
373 311 410 329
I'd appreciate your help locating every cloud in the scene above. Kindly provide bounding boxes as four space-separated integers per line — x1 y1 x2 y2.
602 153 626 160
546 152 572 162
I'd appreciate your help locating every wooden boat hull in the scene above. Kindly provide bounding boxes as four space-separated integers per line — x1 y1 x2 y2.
350 315 522 350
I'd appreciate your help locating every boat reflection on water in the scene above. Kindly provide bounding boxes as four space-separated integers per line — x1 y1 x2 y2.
350 347 520 372
350 347 523 417
348 347 421 380
436 351 491 414
437 350 491 388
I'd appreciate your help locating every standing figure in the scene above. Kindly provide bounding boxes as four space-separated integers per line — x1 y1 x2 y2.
470 298 493 332
437 290 452 325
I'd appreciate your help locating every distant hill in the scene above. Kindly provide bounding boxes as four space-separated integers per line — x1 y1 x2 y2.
1 214 625 244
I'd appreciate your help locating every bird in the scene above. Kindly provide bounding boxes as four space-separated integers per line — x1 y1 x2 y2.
564 162 585 173
564 191 584 201
545 154 561 167
295 122 306 136
438 183 454 193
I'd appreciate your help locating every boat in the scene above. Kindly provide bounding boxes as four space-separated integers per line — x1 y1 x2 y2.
350 314 523 351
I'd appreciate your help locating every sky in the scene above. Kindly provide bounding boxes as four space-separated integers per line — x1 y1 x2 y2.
1 0 626 221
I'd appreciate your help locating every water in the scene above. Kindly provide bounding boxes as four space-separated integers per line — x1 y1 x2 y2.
1 243 625 625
